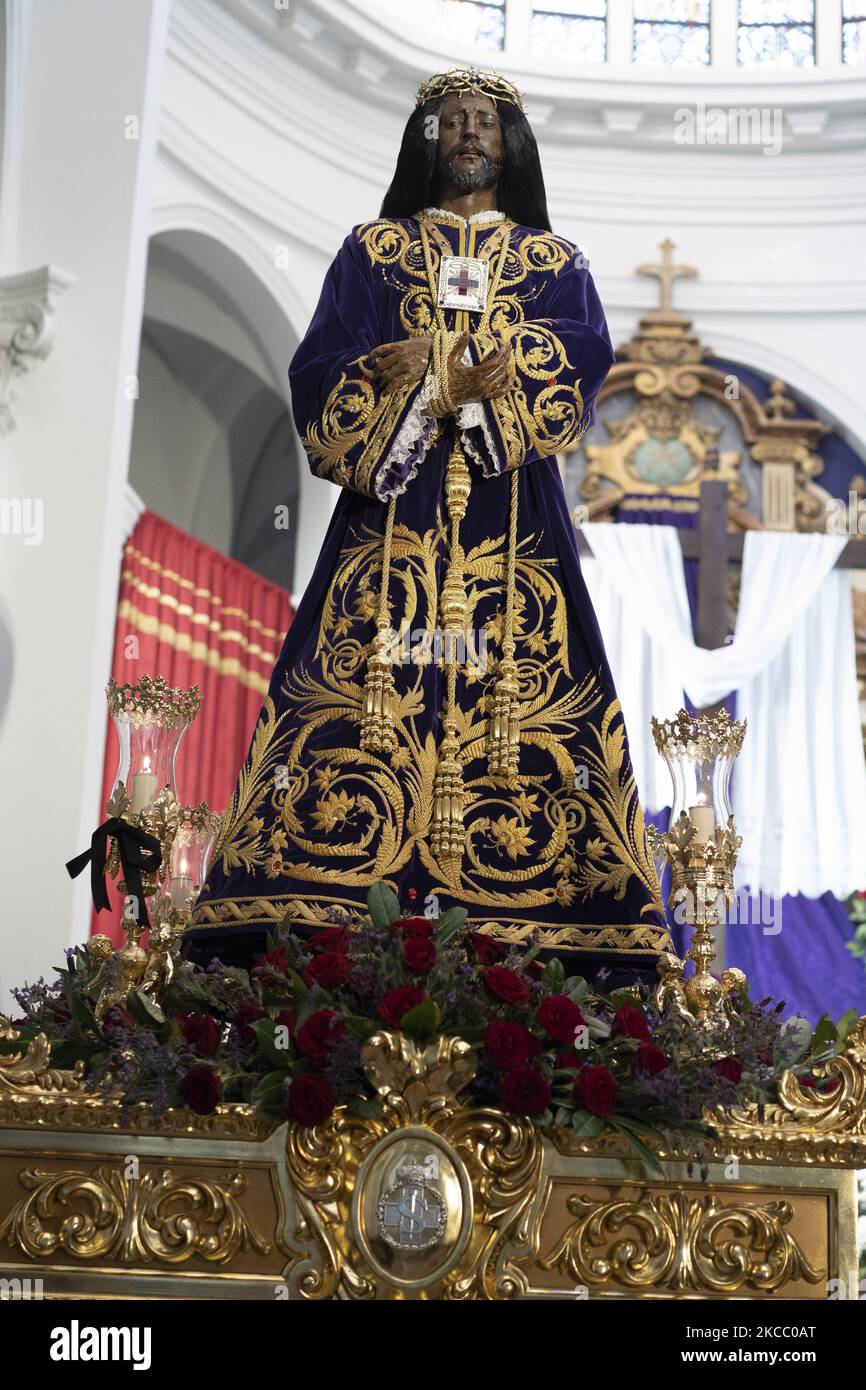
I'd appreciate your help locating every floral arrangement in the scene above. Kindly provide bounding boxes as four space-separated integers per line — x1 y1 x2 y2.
3 885 857 1176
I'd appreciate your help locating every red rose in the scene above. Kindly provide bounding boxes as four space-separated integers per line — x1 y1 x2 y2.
399 918 435 938
634 1041 669 1076
711 1056 742 1084
180 1066 223 1115
287 1074 335 1127
256 947 288 975
402 936 437 974
377 986 427 1028
297 1011 346 1061
484 1021 534 1070
233 1002 265 1044
296 1009 345 1064
308 927 349 954
554 1050 581 1070
468 932 506 965
537 995 585 1045
577 1064 617 1117
612 1002 650 1042
526 960 545 980
499 1066 551 1116
482 966 531 1007
178 1013 220 1058
304 950 353 989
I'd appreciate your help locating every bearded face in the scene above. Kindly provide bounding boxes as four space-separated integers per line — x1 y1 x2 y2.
434 91 505 198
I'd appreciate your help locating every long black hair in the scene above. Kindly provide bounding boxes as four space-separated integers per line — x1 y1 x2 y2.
380 97 551 232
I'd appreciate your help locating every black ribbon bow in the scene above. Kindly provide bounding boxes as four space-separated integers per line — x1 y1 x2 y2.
66 818 162 927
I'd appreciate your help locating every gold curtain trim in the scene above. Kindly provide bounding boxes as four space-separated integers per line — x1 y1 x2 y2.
125 544 286 640
120 570 280 663
117 599 270 694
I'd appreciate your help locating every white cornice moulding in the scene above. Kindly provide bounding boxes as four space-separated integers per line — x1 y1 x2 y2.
0 265 75 434
186 0 866 154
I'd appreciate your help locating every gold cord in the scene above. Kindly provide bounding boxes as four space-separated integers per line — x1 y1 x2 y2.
360 494 398 752
487 465 521 779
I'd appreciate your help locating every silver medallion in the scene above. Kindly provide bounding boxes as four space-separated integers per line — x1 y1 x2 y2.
376 1162 447 1252
437 255 489 314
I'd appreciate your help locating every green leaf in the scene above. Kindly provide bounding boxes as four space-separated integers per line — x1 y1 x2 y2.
835 1008 859 1050
565 975 590 1003
608 1117 665 1179
126 989 165 1029
69 992 99 1037
554 1105 572 1127
811 1013 837 1056
250 1070 290 1104
399 998 441 1040
774 1015 812 1067
541 957 566 991
367 881 402 929
570 1108 605 1138
287 968 309 998
435 906 467 945
249 1017 294 1069
345 1094 383 1120
345 1014 378 1040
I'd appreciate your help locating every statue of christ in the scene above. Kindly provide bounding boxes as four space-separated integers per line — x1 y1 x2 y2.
185 67 669 981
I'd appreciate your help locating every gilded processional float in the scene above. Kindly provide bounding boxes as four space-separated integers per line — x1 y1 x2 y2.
0 671 862 1301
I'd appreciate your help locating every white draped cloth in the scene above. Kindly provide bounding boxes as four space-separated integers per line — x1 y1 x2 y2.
580 523 866 898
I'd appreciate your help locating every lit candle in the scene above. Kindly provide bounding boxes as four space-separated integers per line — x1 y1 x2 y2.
130 758 158 815
169 875 194 910
688 804 716 840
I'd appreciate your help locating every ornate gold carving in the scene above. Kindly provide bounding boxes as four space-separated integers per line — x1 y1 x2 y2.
577 240 832 529
0 1164 270 1264
0 1016 85 1095
529 1188 823 1295
709 1017 866 1161
283 1032 543 1299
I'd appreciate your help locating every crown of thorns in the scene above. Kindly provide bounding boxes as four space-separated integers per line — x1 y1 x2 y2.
415 66 525 114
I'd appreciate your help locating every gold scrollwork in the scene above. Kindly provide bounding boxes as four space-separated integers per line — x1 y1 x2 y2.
529 1188 823 1295
282 1033 542 1300
0 1164 271 1265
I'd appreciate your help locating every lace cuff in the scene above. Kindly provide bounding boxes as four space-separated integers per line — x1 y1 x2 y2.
373 386 439 501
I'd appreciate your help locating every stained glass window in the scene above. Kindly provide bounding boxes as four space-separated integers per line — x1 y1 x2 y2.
415 0 506 52
737 0 815 68
530 0 607 62
843 0 866 64
633 0 711 67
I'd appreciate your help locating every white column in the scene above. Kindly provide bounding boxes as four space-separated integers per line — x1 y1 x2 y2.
505 0 532 53
607 0 633 66
711 0 739 69
0 0 170 1009
816 0 843 66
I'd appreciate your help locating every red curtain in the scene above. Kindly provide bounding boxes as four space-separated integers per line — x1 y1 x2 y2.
93 509 294 943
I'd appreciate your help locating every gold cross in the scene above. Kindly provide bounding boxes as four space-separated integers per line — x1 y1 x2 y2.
635 239 697 314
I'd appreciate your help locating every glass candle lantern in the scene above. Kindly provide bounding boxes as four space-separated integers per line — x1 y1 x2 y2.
168 802 220 912
107 675 202 817
651 707 745 843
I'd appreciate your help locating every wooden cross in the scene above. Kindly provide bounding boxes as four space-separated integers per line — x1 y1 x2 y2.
635 239 698 315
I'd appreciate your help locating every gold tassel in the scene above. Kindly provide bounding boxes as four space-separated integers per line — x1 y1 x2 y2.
487 467 521 779
360 495 398 753
431 436 470 865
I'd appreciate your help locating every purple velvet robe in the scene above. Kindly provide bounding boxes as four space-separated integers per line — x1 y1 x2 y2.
186 210 670 976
